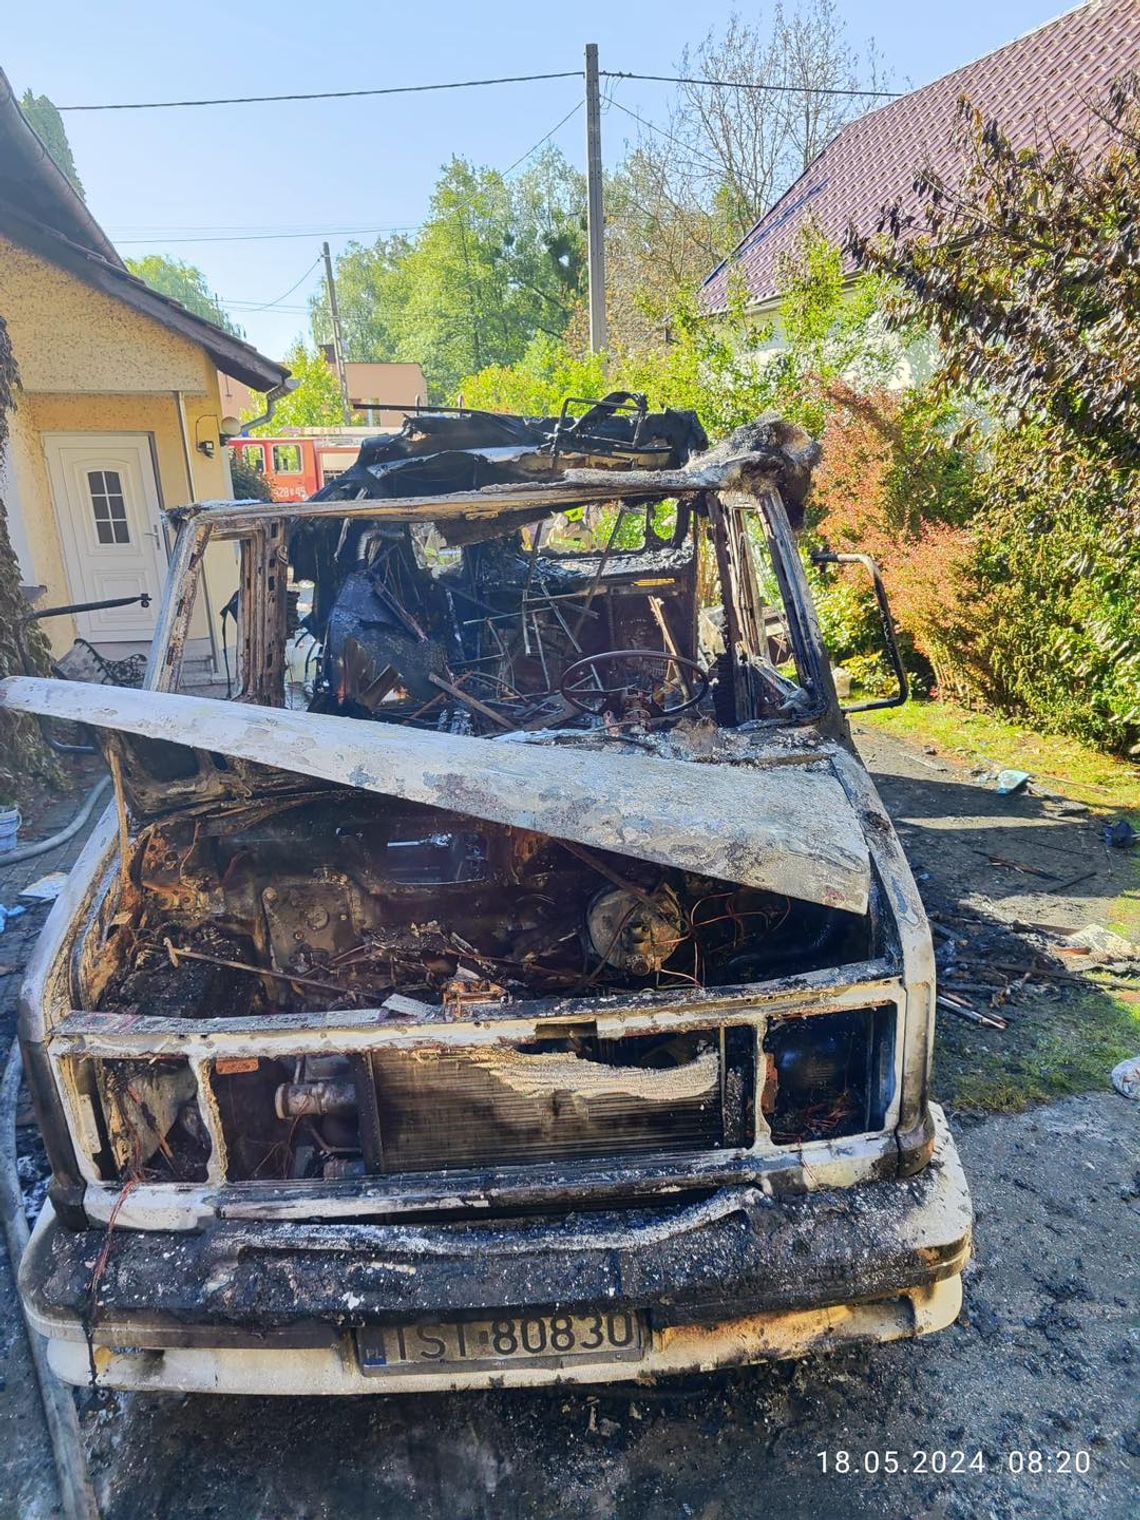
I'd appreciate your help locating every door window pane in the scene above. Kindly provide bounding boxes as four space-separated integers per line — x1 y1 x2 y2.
88 469 130 545
242 444 266 473
272 443 303 474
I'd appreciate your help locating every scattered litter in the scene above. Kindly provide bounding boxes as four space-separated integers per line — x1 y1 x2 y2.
936 991 1009 1030
995 769 1031 795
1104 818 1136 849
1055 924 1139 963
0 903 27 933
979 851 1056 879
934 932 958 961
931 909 1136 1002
1110 1056 1140 1101
18 870 68 902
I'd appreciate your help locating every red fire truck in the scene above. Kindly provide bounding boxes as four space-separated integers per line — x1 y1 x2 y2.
229 431 375 502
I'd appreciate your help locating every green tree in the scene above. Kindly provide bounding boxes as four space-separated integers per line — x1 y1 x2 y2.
460 227 897 439
19 91 84 199
602 4 888 347
404 157 538 391
125 255 244 337
242 341 342 433
498 148 586 342
309 234 413 363
310 150 586 396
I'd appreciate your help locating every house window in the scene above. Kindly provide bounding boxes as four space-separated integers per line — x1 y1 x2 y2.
88 470 130 545
242 444 266 473
272 444 303 475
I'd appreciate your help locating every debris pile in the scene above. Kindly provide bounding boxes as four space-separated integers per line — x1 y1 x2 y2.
932 910 1139 1032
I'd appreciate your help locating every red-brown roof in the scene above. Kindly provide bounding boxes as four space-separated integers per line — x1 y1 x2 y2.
701 0 1140 312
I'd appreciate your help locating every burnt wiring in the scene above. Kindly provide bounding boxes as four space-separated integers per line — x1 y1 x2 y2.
83 1167 141 1392
690 897 793 939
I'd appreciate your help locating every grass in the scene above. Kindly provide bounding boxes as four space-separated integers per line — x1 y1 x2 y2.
862 696 1140 1113
859 697 1140 812
938 985 1140 1113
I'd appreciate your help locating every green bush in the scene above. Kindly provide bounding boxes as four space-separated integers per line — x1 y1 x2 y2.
228 450 273 503
963 441 1140 752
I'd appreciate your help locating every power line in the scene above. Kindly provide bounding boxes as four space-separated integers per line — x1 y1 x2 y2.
113 225 420 245
56 70 582 112
112 100 583 252
222 257 323 312
226 295 311 309
109 221 420 234
503 98 583 174
601 70 899 98
198 98 585 317
55 66 900 114
606 97 728 175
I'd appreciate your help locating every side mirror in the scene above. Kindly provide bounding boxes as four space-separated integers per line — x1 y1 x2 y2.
810 551 909 713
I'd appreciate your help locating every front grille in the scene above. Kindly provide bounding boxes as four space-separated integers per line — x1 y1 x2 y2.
355 1028 756 1173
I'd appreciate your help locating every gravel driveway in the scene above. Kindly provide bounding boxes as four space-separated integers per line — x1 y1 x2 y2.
70 1089 1138 1520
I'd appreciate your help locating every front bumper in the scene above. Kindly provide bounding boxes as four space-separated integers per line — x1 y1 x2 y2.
22 1106 971 1395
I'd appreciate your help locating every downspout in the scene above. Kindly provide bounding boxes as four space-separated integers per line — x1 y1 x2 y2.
240 378 295 434
174 390 220 678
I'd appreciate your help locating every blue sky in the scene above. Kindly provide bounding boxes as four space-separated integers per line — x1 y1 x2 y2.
5 0 1074 359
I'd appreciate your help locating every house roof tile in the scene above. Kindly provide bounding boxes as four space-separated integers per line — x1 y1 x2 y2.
701 0 1140 312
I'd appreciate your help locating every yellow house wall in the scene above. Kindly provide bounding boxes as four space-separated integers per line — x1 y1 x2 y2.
0 236 207 393
0 235 240 657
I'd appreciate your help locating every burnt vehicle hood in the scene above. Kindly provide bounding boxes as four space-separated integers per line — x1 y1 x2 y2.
0 678 871 915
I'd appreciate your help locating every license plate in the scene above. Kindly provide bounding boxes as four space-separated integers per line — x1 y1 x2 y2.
357 1309 645 1375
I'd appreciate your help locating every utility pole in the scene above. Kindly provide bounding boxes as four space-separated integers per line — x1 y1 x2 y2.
321 240 352 424
584 43 607 353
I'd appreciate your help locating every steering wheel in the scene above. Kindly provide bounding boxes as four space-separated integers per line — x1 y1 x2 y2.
559 650 710 717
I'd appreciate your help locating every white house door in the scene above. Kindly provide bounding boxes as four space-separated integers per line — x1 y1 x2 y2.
43 433 168 643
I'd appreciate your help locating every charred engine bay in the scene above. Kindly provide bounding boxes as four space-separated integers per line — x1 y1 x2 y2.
92 789 874 1021
84 789 876 1184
